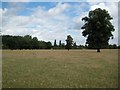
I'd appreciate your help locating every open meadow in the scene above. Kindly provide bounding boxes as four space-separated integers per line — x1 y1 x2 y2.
2 49 118 88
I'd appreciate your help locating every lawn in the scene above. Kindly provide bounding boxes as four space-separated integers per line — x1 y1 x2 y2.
2 49 118 88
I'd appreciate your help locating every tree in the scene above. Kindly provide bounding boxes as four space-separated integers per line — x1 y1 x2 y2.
31 37 39 49
118 45 120 49
46 41 52 49
54 39 57 47
78 45 85 49
23 35 32 49
61 43 65 49
59 40 61 47
39 41 47 49
81 8 115 52
108 44 117 49
73 42 77 49
65 35 73 50
112 44 117 49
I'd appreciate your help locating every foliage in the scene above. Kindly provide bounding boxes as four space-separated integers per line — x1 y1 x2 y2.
81 8 115 52
59 40 61 47
108 44 118 49
2 35 52 50
72 42 77 49
54 39 57 47
53 40 65 49
46 41 52 49
65 35 73 50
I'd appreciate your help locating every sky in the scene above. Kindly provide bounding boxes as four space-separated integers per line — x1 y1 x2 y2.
0 0 119 45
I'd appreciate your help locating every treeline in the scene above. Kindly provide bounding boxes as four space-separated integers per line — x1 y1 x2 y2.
1 35 120 50
1 35 84 50
52 39 85 49
2 35 52 50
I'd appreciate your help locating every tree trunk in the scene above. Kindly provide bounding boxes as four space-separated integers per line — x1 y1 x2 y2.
97 48 100 52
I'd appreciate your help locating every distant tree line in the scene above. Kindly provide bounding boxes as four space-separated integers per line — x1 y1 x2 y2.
1 35 120 50
2 35 52 50
1 35 85 50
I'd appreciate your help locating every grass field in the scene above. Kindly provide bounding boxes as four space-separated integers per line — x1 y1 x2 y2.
2 49 118 88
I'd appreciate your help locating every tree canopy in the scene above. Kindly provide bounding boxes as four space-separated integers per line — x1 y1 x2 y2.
2 35 52 50
65 35 73 50
81 8 115 52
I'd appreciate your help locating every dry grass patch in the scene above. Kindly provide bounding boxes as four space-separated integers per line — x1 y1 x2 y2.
2 49 118 88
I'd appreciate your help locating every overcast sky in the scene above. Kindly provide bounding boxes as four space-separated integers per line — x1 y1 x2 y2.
0 0 119 45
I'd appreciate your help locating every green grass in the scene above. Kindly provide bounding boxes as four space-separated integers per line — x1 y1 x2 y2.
2 49 118 88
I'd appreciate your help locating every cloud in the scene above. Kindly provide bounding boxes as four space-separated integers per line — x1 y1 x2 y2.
0 9 3 20
48 2 70 15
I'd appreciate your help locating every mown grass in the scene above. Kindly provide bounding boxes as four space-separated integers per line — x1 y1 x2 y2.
2 49 118 88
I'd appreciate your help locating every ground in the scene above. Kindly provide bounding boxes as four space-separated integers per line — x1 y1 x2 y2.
2 49 118 88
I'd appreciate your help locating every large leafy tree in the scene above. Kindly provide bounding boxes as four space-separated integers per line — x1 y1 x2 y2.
66 35 73 50
81 8 115 52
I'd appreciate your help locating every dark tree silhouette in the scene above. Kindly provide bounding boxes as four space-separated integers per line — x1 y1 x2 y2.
31 37 39 49
59 40 61 47
65 35 73 51
2 35 52 50
81 8 115 52
73 42 77 49
54 39 57 47
46 41 52 49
